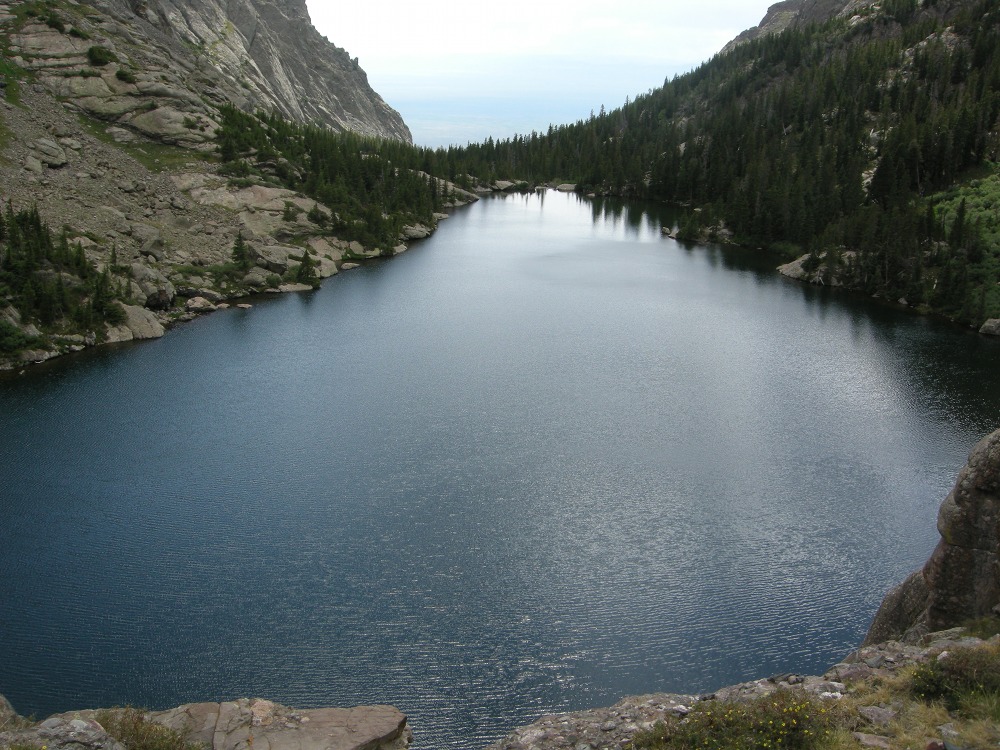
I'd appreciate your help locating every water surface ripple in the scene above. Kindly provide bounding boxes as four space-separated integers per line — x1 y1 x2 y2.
2 193 1000 749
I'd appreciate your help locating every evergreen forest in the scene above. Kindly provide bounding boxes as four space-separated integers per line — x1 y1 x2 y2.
421 0 1000 325
0 204 127 353
219 0 1000 325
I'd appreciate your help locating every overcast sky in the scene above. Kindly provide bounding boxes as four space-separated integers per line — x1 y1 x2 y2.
305 1 775 148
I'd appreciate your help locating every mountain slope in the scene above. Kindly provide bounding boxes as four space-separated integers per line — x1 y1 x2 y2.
3 0 410 144
434 0 1000 329
0 0 452 369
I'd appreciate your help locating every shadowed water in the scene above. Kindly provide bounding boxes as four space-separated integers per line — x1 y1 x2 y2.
2 192 999 749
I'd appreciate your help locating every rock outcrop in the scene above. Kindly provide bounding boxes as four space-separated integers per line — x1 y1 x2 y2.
3 0 409 144
864 428 1000 645
485 628 996 750
0 699 410 750
723 0 877 53
777 251 855 287
0 0 489 370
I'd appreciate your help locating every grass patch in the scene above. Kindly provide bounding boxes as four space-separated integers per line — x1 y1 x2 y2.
962 616 1000 640
95 707 204 750
76 115 215 172
0 52 28 105
909 640 1000 713
115 68 136 83
630 690 839 750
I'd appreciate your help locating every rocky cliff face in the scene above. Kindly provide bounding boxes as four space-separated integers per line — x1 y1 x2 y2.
865 428 1000 645
4 0 410 145
722 0 877 53
0 0 467 368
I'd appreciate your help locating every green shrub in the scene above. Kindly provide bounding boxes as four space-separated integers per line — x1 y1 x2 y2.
69 26 90 39
115 68 136 83
282 201 301 221
45 11 64 31
910 642 1000 712
0 320 38 354
962 616 1000 640
94 708 204 750
631 690 836 750
86 45 118 66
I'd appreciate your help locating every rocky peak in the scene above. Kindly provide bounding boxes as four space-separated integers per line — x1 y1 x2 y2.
864 428 1000 645
722 0 876 53
9 0 411 143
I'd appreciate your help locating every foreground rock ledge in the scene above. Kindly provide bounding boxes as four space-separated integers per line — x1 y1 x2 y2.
0 699 410 750
864 427 1000 645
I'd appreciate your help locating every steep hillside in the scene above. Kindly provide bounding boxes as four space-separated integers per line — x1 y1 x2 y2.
434 0 1000 330
0 0 461 370
3 0 409 143
722 0 872 52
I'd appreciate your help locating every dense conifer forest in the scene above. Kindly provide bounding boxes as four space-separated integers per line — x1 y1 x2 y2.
219 0 1000 325
216 106 448 252
426 0 1000 325
5 0 999 355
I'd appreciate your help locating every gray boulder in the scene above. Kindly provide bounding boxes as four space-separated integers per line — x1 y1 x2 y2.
980 319 1000 336
123 304 166 339
148 698 409 750
30 138 68 167
864 428 1000 644
131 262 176 309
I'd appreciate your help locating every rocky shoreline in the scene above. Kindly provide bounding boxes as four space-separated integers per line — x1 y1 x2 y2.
2 628 996 750
0 79 479 372
776 253 1000 338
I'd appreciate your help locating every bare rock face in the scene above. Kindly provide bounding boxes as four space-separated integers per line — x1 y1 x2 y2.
723 0 876 53
3 0 409 144
96 0 410 141
147 699 410 750
864 428 1000 645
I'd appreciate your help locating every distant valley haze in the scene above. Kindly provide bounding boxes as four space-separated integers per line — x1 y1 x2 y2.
305 1 777 148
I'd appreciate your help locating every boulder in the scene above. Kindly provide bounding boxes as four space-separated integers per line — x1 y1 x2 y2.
250 244 293 274
30 138 67 167
185 296 216 312
148 699 409 750
129 223 161 244
401 224 431 240
131 262 175 309
0 714 126 750
0 699 409 750
864 428 1000 644
122 304 165 339
125 106 212 144
0 693 18 726
241 268 272 288
980 319 1000 336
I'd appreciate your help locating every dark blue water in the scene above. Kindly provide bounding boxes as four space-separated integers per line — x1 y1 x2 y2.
2 192 999 749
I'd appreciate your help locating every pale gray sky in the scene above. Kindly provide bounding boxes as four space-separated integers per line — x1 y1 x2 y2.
305 1 774 148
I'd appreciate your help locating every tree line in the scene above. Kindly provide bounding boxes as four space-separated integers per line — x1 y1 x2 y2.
0 204 127 352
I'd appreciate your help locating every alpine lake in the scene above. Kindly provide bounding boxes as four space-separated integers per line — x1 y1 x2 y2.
2 191 1000 749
